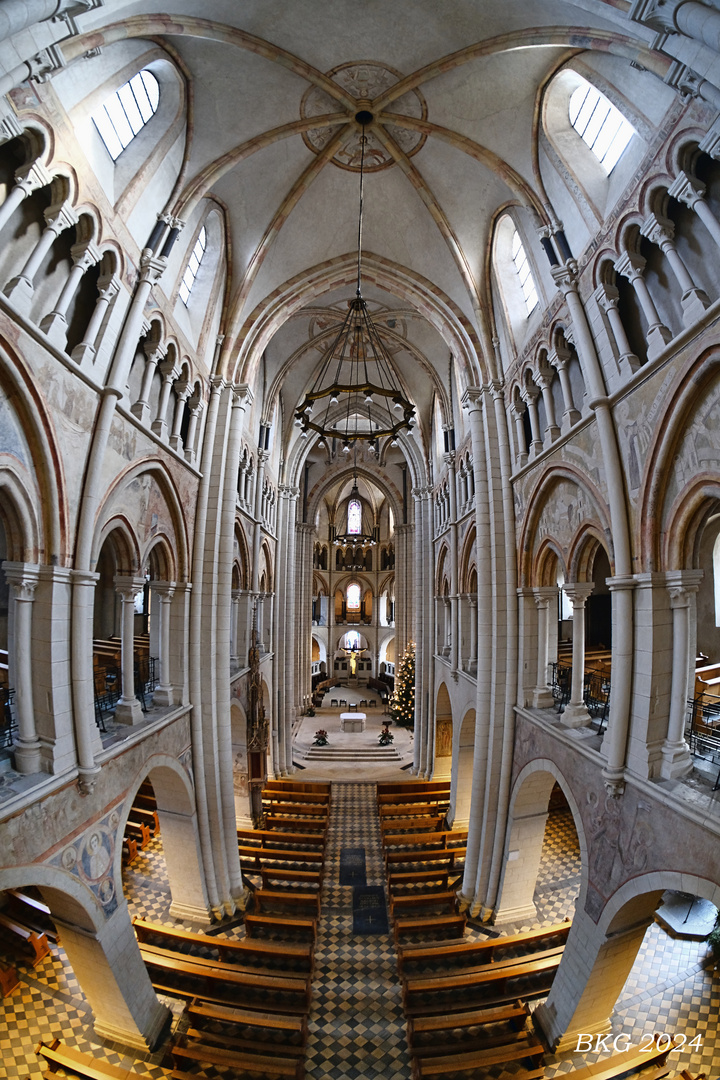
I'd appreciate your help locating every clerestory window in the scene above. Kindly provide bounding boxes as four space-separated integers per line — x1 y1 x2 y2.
511 229 539 316
347 498 362 535
347 583 361 611
92 70 160 161
569 79 634 175
179 226 207 305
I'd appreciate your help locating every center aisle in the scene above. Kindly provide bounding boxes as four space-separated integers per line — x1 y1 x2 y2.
305 782 412 1079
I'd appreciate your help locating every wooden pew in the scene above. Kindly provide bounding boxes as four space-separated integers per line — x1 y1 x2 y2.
396 919 571 975
36 1039 155 1080
260 867 323 891
125 819 151 849
394 912 466 944
389 889 458 918
122 837 138 866
138 945 312 1011
244 913 317 941
377 781 451 797
383 829 468 851
262 800 329 817
0 960 19 996
385 846 466 871
252 888 321 919
377 791 451 808
0 911 50 967
133 917 314 973
170 1036 305 1080
187 997 308 1046
6 889 60 943
380 815 446 835
555 1038 681 1080
183 1024 306 1061
388 867 462 892
402 951 563 1014
407 1000 530 1049
409 1034 545 1079
129 806 159 834
264 815 329 836
238 828 325 850
239 844 324 868
379 802 449 819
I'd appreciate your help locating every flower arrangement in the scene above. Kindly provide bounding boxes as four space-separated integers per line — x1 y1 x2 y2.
379 723 394 745
313 729 329 746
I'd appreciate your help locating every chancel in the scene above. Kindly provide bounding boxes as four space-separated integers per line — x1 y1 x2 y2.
0 2 719 1079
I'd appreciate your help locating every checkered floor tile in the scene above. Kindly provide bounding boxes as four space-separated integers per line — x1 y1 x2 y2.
0 797 717 1077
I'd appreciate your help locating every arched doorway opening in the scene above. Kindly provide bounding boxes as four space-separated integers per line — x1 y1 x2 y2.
449 707 475 827
434 682 453 780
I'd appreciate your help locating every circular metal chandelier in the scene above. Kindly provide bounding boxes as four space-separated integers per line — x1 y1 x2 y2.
295 117 415 451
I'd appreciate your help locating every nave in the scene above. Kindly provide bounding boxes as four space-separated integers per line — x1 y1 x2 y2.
1 779 716 1079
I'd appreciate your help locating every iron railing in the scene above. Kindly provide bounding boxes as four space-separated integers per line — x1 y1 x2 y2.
685 695 720 789
549 662 611 730
0 686 17 749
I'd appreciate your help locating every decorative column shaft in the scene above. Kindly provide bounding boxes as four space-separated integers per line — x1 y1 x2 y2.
614 250 672 359
661 571 703 779
0 160 52 233
549 346 581 429
131 342 166 424
4 200 79 309
640 211 709 324
561 582 594 727
169 381 191 451
40 240 101 346
113 576 145 724
151 582 176 707
151 361 180 440
184 396 203 465
594 283 641 377
532 586 557 708
522 387 543 456
535 370 560 443
511 404 528 467
3 563 41 774
71 273 120 364
668 170 720 248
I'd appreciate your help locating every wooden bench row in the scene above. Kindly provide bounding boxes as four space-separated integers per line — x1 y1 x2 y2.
133 917 314 973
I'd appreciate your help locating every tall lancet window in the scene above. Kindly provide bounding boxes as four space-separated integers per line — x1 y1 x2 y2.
348 498 362 535
347 583 361 611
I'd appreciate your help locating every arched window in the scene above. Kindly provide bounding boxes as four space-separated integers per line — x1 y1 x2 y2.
511 229 539 316
568 78 634 174
347 583 361 611
347 498 362 535
346 630 360 650
179 226 207 305
92 70 160 161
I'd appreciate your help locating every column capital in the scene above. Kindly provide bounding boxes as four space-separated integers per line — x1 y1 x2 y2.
44 199 78 235
2 561 40 599
563 581 594 604
70 240 102 270
232 383 253 409
629 0 680 34
614 250 646 282
667 170 706 209
594 282 620 313
96 272 121 301
138 251 167 287
533 585 558 603
158 358 180 381
151 580 176 598
665 568 704 605
461 386 483 411
15 160 53 196
640 211 675 249
550 262 579 295
114 574 146 599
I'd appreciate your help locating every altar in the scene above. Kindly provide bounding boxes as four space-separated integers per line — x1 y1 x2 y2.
340 711 366 733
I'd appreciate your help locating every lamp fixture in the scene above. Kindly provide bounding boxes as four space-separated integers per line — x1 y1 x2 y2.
333 467 377 548
295 120 414 446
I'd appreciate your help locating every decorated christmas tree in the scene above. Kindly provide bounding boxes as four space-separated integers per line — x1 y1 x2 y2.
389 640 415 728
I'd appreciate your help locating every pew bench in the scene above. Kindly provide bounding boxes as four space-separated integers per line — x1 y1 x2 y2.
238 828 325 850
385 846 466 871
402 944 565 1002
7 889 60 943
260 867 324 891
262 799 329 816
0 960 19 996
379 802 449 819
388 867 461 892
36 1039 155 1080
407 1000 530 1047
252 888 321 919
396 919 571 975
133 917 314 973
122 837 138 865
394 912 466 944
186 997 308 1045
0 911 50 967
402 951 563 1015
184 1025 306 1061
170 1037 305 1080
244 912 317 941
239 844 324 866
377 791 451 809
389 889 458 917
380 815 446 835
410 1033 545 1079
377 781 451 797
125 819 151 849
264 815 329 835
382 829 467 851
129 806 159 834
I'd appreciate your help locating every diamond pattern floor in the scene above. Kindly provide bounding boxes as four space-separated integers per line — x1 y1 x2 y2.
0 799 717 1077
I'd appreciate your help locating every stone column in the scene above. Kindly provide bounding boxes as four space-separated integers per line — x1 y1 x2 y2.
53 902 170 1051
594 283 641 377
39 240 101 347
0 159 52 233
549 344 581 431
532 586 557 708
511 402 528 467
131 341 166 424
151 360 180 440
561 582 594 727
71 273 121 364
151 582 175 707
535 367 560 444
113 576 145 724
445 446 459 675
614 250 672 359
668 170 720 248
3 199 79 310
230 589 241 668
661 571 703 779
184 395 204 465
3 563 41 774
522 386 543 457
168 381 191 451
640 211 709 324
467 595 477 676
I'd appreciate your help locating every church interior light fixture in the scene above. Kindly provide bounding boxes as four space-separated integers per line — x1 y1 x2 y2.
333 467 377 548
294 118 414 446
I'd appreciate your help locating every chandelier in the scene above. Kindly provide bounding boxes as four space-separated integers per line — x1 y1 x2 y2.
295 119 415 451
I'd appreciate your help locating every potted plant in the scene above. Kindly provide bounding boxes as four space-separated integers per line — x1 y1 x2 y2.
313 729 329 746
379 723 394 746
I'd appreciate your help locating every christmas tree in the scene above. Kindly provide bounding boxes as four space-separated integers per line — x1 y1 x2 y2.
389 641 415 728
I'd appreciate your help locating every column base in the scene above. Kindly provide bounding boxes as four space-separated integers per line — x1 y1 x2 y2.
169 434 183 451
680 288 710 325
114 699 144 725
533 1004 612 1053
456 890 474 914
12 739 43 775
151 419 168 440
39 310 69 347
3 275 34 311
94 1002 171 1053
130 400 151 423
493 900 538 925
168 900 212 922
659 739 694 780
152 686 175 707
617 351 641 377
532 687 555 709
646 323 673 360
561 408 581 432
560 701 592 728
70 340 97 364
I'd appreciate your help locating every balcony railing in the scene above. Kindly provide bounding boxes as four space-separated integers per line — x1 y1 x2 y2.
549 662 611 730
685 695 720 789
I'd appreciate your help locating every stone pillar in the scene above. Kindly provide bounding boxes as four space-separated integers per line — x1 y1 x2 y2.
532 586 557 708
561 582 594 727
3 563 41 774
184 395 204 465
594 283 641 377
3 199 79 311
151 360 180 440
131 341 166 424
521 386 543 457
71 273 121 364
113 576 145 724
151 582 175 707
467 595 478 675
535 367 560 444
668 170 720 248
159 806 212 921
661 571 703 779
53 902 170 1051
39 240 101 347
549 344 581 431
640 211 710 324
70 569 103 784
613 250 673 359
230 589 241 667
0 159 52 233
168 381 191 451
510 402 528 467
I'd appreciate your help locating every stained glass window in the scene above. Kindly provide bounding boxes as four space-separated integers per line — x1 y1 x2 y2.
347 583 361 610
348 499 362 535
